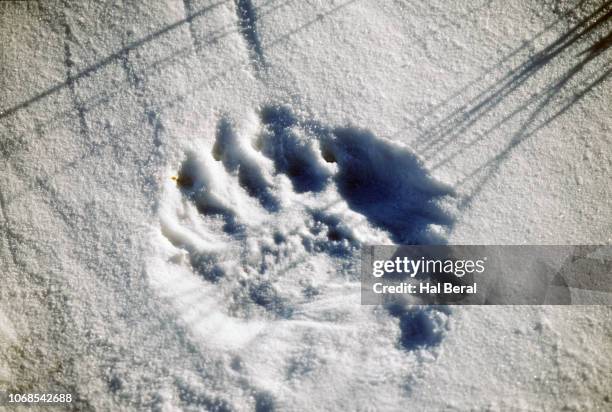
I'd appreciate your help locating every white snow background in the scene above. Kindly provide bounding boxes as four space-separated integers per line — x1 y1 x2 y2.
0 0 611 410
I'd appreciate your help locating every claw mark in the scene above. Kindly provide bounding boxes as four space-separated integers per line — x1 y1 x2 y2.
182 0 201 48
259 106 332 193
60 9 90 143
234 0 265 69
213 117 279 211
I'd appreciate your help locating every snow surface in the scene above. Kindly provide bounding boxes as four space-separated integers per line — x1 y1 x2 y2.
0 0 611 410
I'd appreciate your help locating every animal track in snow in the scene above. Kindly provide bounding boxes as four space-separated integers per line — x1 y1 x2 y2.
387 303 452 351
159 104 455 347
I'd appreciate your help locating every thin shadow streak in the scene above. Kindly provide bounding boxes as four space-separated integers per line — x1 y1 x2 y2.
1 0 352 165
415 1 612 156
0 0 230 120
459 65 612 209
432 27 612 170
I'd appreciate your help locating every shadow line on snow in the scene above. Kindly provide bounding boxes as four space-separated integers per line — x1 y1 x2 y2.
0 0 357 166
405 1 612 208
0 0 231 121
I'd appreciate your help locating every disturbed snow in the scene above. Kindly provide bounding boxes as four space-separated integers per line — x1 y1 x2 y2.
0 0 611 410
